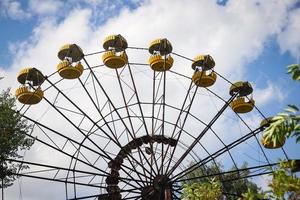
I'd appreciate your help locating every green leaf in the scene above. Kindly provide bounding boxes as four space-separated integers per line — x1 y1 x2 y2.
292 71 300 80
287 64 300 82
272 116 284 121
287 64 299 72
278 112 289 117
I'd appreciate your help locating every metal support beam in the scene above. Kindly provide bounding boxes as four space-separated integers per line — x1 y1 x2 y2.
167 94 237 176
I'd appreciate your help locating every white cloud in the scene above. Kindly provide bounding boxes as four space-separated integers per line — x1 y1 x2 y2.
83 0 104 5
254 81 286 107
28 0 63 16
0 0 30 20
8 8 92 73
277 7 300 59
255 174 271 191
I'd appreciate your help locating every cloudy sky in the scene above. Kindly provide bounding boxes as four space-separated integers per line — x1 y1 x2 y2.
1 0 300 199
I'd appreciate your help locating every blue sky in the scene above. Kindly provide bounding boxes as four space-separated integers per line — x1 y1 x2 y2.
1 0 300 199
0 0 141 68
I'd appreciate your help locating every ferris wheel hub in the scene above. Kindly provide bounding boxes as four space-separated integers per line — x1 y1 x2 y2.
153 175 171 190
140 175 171 200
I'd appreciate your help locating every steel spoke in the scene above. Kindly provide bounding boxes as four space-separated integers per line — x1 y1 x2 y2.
167 94 237 176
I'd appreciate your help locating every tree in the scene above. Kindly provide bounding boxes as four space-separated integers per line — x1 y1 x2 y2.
239 187 267 200
0 89 34 189
182 163 223 200
222 163 260 199
182 162 261 200
267 160 300 200
182 178 222 200
239 160 300 200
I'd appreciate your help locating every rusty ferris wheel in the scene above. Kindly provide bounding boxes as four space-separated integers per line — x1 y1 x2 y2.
11 34 293 199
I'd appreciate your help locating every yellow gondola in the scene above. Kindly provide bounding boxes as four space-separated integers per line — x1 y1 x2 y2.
230 97 255 113
57 60 84 79
15 86 44 105
259 117 285 149
192 71 217 87
57 44 84 62
102 34 128 69
103 34 128 51
191 54 217 87
229 81 255 114
15 68 44 105
148 54 173 71
102 51 128 69
261 136 285 149
148 38 173 72
17 67 44 86
229 81 253 96
149 39 173 55
191 55 215 71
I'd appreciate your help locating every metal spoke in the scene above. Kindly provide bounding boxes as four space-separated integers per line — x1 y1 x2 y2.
167 94 237 176
41 78 154 182
164 81 196 174
22 111 151 185
81 58 154 177
171 126 262 181
173 162 278 183
115 68 156 182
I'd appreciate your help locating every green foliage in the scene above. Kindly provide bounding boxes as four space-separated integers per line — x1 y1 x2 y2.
182 178 222 200
230 160 300 200
184 162 221 185
287 64 300 81
222 163 260 199
182 162 260 200
268 64 300 142
0 89 34 188
255 65 300 199
263 64 300 144
267 160 300 200
239 188 267 200
263 104 300 144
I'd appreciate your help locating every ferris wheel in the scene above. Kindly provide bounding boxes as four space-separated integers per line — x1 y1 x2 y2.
11 34 293 200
